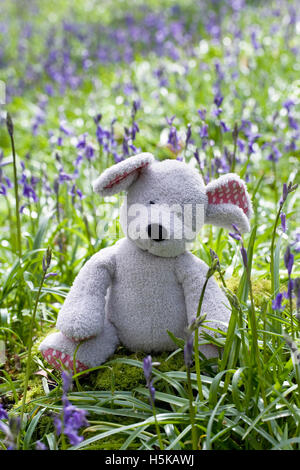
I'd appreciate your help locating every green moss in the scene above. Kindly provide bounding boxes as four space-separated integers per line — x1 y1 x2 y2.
89 346 184 392
226 276 271 306
13 374 45 412
84 437 140 451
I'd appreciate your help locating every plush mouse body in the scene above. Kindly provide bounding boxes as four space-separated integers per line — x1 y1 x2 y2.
40 154 252 371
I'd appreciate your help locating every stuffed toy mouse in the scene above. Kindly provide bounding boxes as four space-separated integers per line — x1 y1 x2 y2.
39 153 252 371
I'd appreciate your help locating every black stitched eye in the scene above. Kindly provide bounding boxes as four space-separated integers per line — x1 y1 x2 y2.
149 201 155 204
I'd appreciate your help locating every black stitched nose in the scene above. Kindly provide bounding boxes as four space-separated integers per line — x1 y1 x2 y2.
147 224 166 242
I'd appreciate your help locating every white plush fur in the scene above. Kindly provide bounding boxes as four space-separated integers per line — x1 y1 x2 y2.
40 154 252 368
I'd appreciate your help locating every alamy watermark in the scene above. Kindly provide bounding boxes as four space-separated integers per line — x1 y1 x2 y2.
0 80 6 105
97 196 205 242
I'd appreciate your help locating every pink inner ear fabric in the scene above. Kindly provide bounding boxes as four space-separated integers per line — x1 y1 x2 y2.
104 161 150 190
207 179 249 214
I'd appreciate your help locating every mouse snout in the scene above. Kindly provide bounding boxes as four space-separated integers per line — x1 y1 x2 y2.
147 223 168 242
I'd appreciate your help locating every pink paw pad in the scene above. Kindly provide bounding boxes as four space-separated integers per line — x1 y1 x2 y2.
42 348 88 372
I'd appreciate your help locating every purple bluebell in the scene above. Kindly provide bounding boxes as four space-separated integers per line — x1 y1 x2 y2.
283 99 295 113
122 135 130 157
0 416 20 450
214 93 224 108
0 404 8 420
93 114 102 125
60 121 72 136
199 123 208 139
85 144 95 160
149 381 156 403
294 278 300 316
284 246 294 276
185 123 192 146
19 161 39 203
58 168 74 184
167 126 180 152
272 293 284 311
193 149 200 165
291 232 300 253
45 272 58 280
280 183 288 206
0 184 7 196
131 121 139 141
281 213 286 233
166 115 176 126
288 116 299 130
284 278 294 300
36 441 47 450
220 121 230 133
54 371 88 447
232 223 242 236
197 109 206 120
131 99 140 117
229 224 248 267
143 355 156 405
240 246 248 268
251 31 260 50
74 154 83 168
76 133 87 150
143 355 152 386
184 335 193 367
215 61 225 81
211 107 223 118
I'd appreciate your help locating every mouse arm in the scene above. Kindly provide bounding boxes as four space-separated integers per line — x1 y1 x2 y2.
56 245 116 341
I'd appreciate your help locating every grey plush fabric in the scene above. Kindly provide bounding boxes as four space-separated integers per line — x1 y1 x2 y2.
40 154 252 368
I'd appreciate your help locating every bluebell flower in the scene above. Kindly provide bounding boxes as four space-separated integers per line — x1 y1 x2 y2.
284 246 294 277
284 279 294 300
280 183 288 206
54 371 88 447
93 114 102 125
0 403 8 420
288 116 299 130
294 278 300 317
272 293 284 311
143 355 152 386
214 93 224 107
185 123 192 146
167 126 180 152
240 246 248 268
197 109 206 120
281 213 286 233
184 335 193 367
283 99 295 113
149 381 156 404
166 115 176 126
143 356 156 406
36 440 47 450
199 124 208 139
291 232 300 253
220 120 230 133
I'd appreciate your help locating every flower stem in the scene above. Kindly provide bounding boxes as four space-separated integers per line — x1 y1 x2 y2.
186 364 198 450
6 113 22 260
193 277 209 401
270 206 282 297
18 269 47 448
18 248 52 449
151 401 164 450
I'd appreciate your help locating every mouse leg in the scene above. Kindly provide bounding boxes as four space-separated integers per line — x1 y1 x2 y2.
39 320 119 372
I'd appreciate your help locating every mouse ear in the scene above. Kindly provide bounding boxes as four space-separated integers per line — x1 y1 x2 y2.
93 153 154 196
205 173 253 233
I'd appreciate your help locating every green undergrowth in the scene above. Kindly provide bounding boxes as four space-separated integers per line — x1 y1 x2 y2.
11 276 271 407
